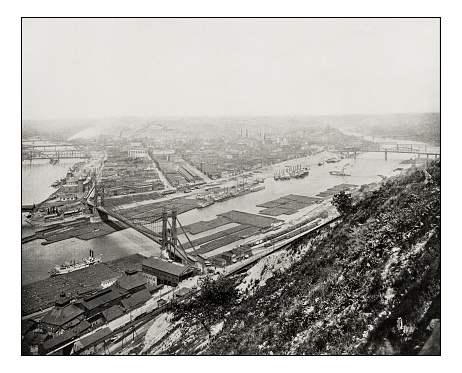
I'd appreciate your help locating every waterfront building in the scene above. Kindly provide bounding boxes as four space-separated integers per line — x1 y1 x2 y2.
141 256 197 287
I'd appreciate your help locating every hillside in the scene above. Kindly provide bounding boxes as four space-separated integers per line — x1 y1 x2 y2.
136 160 441 355
354 113 441 146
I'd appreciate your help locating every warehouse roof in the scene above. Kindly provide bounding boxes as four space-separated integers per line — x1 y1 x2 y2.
101 305 125 322
81 288 124 311
142 257 193 277
41 331 77 352
121 289 151 310
73 327 112 352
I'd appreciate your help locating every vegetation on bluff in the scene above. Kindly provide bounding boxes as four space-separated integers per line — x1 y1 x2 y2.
164 160 440 355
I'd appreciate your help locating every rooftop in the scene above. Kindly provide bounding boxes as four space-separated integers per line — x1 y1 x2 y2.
101 305 125 322
142 257 193 277
80 288 124 311
121 289 151 310
73 327 112 351
117 271 146 291
41 330 77 352
40 303 84 327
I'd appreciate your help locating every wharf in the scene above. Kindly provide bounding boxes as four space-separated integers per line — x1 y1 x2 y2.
21 254 148 317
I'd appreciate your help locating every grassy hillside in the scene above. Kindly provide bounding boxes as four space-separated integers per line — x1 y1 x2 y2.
149 160 440 355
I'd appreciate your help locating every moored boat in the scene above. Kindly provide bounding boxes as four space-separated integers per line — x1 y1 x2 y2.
198 200 215 208
330 165 351 177
49 250 101 276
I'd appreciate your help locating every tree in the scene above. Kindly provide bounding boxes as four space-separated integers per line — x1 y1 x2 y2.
171 275 238 340
332 190 353 215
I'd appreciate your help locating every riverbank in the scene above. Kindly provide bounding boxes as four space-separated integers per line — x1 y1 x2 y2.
149 159 440 355
22 148 422 285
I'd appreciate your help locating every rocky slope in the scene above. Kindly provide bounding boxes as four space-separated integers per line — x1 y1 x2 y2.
139 160 440 355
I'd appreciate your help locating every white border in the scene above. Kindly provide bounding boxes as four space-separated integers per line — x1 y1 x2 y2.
7 2 456 371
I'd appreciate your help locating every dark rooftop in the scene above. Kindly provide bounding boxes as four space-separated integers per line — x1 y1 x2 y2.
73 327 112 351
117 272 147 291
41 331 77 352
101 305 125 322
142 256 193 277
80 288 124 311
121 289 151 310
40 303 84 327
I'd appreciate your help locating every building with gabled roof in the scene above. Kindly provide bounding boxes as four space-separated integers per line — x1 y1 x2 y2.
121 288 151 310
141 256 197 287
75 287 125 321
101 305 125 323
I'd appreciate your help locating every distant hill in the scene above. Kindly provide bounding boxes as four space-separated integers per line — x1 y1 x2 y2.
21 113 440 145
352 113 441 146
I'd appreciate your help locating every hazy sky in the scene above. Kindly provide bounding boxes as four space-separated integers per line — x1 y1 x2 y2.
22 18 440 120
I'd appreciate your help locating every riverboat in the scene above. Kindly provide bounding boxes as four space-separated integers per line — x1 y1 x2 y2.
330 165 351 177
49 250 101 276
198 200 215 208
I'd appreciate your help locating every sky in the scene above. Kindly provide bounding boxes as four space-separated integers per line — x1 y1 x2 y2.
22 18 440 120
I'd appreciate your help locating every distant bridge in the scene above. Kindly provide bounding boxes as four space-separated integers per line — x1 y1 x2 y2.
337 144 440 159
22 143 75 150
22 150 90 161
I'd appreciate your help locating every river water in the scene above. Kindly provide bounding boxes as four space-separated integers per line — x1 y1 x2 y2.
21 158 85 206
21 137 440 286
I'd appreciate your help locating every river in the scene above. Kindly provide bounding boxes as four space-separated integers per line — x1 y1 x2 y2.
21 136 440 286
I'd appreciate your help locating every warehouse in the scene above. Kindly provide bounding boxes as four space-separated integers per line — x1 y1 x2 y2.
141 257 197 287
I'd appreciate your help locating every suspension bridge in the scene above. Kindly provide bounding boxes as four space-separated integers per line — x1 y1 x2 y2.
86 185 199 267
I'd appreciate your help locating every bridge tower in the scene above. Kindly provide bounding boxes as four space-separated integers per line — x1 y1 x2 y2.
160 206 182 262
90 185 108 223
171 206 178 258
161 207 168 252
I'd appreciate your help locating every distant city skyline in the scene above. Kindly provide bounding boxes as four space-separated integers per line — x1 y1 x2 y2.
22 18 440 121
